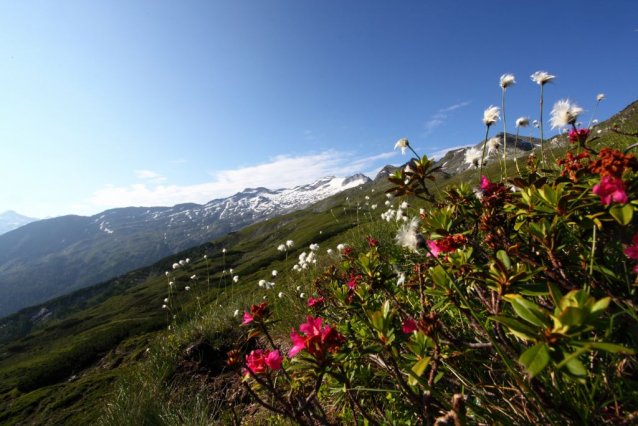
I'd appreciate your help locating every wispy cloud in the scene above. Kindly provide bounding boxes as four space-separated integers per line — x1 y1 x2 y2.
424 100 472 134
135 170 167 184
88 150 398 210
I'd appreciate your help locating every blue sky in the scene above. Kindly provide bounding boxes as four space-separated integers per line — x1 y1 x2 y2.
1 0 637 218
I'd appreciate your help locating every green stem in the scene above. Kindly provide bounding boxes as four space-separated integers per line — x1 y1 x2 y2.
588 99 601 128
479 126 490 183
540 84 546 170
514 128 522 177
502 88 507 181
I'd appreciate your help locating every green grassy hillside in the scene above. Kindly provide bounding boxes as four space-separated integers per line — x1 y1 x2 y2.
1 100 636 425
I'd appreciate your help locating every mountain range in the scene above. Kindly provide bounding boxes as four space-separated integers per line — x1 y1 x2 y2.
0 211 39 235
0 174 370 317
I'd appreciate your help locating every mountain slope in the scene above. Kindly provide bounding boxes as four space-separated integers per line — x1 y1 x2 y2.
0 175 369 317
0 211 39 235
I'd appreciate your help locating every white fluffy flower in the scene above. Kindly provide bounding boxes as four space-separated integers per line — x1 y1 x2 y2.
327 249 333 254
400 201 410 210
300 293 305 298
296 286 301 291
597 93 605 101
516 117 530 128
185 258 190 263
222 248 227 253
482 105 500 127
203 254 207 259
278 292 284 298
277 244 286 251
162 304 168 309
190 275 197 280
592 119 599 125
172 263 179 269
179 260 185 266
395 217 423 252
549 99 584 129
499 73 516 89
530 71 556 85
258 280 266 287
233 275 239 283
385 200 391 206
164 298 169 303
309 243 319 251
464 147 482 168
165 271 170 276
185 286 191 291
169 281 174 287
371 204 378 210
233 310 239 317
272 270 278 277
394 138 409 155
487 137 501 155
337 244 346 251
286 240 294 247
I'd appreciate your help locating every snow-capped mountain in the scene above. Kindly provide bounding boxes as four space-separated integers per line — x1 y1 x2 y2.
0 210 39 235
0 174 370 317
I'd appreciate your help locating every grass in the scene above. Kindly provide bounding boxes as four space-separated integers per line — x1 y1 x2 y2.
0 99 636 425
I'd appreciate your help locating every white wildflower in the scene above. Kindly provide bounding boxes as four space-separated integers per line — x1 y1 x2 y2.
385 200 391 206
272 270 278 277
482 105 500 127
400 201 409 210
499 73 516 89
597 93 605 101
309 243 319 251
278 292 284 298
549 99 584 129
278 244 286 251
190 275 196 280
371 204 378 210
233 275 239 283
464 148 482 168
259 279 266 287
169 281 174 287
516 117 529 128
286 240 294 247
530 71 556 85
337 244 346 251
234 310 239 317
365 195 370 200
300 293 305 298
162 304 168 309
165 271 170 276
296 286 301 291
394 138 409 155
592 119 599 125
487 137 501 155
397 273 406 286
395 217 423 252
172 263 179 269
185 258 190 263
164 298 169 303
185 286 191 291
222 248 226 253
179 260 185 266
327 249 333 254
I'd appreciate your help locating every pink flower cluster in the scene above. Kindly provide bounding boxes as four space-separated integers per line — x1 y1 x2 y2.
307 296 324 308
290 316 345 358
568 128 590 145
244 349 283 376
592 177 628 205
402 318 418 334
624 233 638 273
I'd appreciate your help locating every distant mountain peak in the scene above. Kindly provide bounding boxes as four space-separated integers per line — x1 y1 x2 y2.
0 210 39 235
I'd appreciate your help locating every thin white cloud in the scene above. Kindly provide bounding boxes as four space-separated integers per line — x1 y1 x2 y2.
424 100 472 134
88 150 398 210
135 170 167 184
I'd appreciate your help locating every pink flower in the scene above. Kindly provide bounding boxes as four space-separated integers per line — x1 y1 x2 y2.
289 330 307 357
244 350 266 376
307 296 324 308
568 128 590 145
242 311 254 324
265 350 283 370
592 177 628 205
245 349 283 376
289 316 345 358
402 319 418 334
347 275 359 290
625 233 638 261
480 175 493 191
427 240 443 258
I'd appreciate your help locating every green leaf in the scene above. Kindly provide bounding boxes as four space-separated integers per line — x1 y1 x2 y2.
558 307 584 327
573 341 636 355
609 203 634 225
519 343 550 377
408 356 431 386
489 316 538 341
548 283 563 312
510 296 551 328
496 250 511 270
